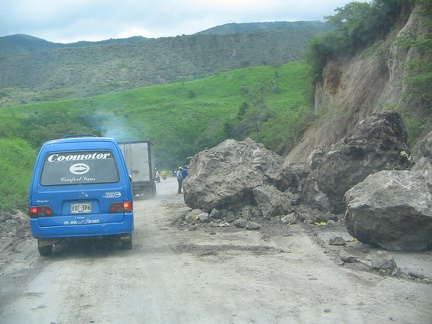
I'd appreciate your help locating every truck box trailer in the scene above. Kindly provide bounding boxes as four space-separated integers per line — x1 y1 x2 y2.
117 140 156 198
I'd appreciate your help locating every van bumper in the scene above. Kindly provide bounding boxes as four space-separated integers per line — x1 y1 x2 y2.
29 214 134 239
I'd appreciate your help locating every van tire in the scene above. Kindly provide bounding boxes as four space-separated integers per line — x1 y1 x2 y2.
38 244 53 256
121 240 132 250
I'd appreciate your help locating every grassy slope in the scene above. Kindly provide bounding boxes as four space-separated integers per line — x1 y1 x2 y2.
0 139 36 211
0 61 307 212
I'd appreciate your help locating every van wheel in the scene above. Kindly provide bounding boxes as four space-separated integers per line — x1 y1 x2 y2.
121 240 132 250
37 239 53 256
38 244 53 256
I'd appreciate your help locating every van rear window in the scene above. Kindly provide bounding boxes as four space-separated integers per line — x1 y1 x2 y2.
40 151 120 186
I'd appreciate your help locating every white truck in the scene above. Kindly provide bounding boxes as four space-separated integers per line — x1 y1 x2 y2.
117 140 156 198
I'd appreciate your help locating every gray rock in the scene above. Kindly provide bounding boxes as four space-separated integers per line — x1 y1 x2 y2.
188 223 198 231
186 209 204 222
371 251 397 272
339 250 358 263
210 208 222 219
234 219 248 228
329 236 346 246
344 169 432 251
408 271 425 279
245 221 261 230
198 212 210 223
326 220 337 227
317 213 338 223
281 213 297 224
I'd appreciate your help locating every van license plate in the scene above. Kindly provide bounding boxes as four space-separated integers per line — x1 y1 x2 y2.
71 203 91 214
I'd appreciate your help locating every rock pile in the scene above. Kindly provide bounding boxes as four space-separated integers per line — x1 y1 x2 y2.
303 111 432 251
344 132 432 251
183 111 432 251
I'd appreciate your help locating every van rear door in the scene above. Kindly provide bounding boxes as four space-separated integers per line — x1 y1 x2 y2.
31 150 127 227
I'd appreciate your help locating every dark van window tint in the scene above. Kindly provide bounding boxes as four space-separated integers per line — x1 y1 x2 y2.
40 151 120 186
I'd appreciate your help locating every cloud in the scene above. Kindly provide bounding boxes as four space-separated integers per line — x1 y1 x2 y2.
0 0 353 43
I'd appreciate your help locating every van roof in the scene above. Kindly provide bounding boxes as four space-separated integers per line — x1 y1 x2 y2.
43 136 116 146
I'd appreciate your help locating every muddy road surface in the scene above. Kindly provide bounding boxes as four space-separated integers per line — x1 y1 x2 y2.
1 177 432 323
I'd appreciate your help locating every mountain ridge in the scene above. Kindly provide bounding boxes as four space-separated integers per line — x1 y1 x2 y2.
0 21 330 51
0 21 332 107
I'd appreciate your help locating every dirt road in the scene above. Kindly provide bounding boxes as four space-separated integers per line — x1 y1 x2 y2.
1 177 432 323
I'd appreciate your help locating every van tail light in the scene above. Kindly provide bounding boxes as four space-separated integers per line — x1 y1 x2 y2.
29 205 53 218
109 201 133 213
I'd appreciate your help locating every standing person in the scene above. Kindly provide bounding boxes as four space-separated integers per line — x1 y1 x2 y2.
181 166 189 194
176 167 183 194
182 165 188 180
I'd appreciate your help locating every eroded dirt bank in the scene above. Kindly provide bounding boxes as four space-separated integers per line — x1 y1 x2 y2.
1 177 431 323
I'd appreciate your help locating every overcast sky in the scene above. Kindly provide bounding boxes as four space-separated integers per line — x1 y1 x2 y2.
1 0 354 44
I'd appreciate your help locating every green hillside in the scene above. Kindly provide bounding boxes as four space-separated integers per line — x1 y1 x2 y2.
3 61 308 161
0 61 308 211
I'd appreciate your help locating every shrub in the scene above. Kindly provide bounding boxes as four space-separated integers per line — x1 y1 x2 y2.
0 139 36 212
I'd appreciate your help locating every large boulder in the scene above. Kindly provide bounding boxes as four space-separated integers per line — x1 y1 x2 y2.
183 138 294 217
302 111 413 214
344 169 432 251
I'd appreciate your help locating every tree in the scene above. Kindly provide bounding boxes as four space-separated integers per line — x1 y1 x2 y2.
306 0 409 86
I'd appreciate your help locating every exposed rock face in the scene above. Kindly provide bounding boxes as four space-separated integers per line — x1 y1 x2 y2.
183 138 295 218
284 6 420 164
302 111 413 214
344 169 432 251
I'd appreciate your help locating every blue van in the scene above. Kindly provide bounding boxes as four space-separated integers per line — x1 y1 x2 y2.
28 136 134 255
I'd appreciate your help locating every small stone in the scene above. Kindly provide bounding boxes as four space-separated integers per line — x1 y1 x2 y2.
210 208 222 219
188 224 198 231
371 251 397 272
339 250 358 263
245 221 261 230
234 219 247 228
329 236 346 246
408 271 425 279
326 220 337 227
281 213 297 224
198 212 210 223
